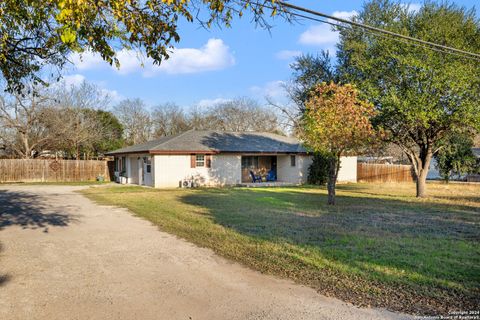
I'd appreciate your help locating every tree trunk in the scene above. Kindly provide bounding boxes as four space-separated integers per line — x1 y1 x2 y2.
415 149 433 198
327 178 336 205
403 144 434 198
22 134 32 159
327 156 340 205
416 170 427 197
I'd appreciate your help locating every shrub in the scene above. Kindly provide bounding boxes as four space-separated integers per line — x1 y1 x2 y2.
307 152 330 185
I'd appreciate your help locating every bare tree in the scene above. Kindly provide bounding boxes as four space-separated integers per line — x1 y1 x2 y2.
193 97 281 133
114 98 151 145
188 106 219 131
51 81 111 110
0 88 50 158
44 80 118 159
43 107 104 159
151 103 191 138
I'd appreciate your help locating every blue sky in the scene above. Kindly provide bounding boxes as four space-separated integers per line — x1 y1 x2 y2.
64 0 479 109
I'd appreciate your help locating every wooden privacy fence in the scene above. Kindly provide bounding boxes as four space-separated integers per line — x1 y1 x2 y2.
0 159 113 183
357 163 415 183
467 174 480 183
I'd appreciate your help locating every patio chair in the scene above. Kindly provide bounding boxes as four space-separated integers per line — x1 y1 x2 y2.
266 169 277 182
249 170 263 183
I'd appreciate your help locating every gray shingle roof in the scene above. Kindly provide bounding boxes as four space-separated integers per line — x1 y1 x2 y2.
107 130 307 155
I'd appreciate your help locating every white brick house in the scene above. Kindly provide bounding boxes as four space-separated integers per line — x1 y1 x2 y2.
107 130 357 188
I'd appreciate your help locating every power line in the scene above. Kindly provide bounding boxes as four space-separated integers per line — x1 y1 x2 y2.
253 1 480 61
286 10 480 62
275 1 480 61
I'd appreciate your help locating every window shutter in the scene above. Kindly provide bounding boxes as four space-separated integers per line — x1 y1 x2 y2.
191 154 196 168
206 155 211 168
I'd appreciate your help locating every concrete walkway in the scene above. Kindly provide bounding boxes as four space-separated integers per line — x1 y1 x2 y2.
0 185 409 320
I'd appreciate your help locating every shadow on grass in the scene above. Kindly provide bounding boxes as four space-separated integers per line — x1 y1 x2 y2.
0 190 78 232
336 183 480 204
179 187 480 307
433 195 480 204
181 187 480 240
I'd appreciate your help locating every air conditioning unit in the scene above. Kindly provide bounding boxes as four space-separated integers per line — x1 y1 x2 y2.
181 179 194 188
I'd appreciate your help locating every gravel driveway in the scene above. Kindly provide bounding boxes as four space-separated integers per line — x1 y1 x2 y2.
0 185 409 320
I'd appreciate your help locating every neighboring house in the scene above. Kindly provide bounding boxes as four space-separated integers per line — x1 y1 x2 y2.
107 130 357 188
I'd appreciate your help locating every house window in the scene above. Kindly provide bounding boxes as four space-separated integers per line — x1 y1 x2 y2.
196 155 205 167
145 157 151 173
290 155 296 167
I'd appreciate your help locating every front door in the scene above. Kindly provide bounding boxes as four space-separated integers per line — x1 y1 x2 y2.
142 157 152 186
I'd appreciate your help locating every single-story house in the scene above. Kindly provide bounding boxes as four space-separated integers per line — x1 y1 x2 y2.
107 130 357 188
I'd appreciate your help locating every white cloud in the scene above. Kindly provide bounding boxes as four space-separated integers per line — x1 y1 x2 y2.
332 10 358 20
299 10 358 47
299 24 338 45
275 50 302 60
99 88 123 104
114 49 146 75
70 52 105 70
250 80 287 100
63 74 86 87
147 39 235 76
70 38 235 77
196 97 232 107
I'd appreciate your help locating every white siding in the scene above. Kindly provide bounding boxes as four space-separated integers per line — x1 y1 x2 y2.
126 153 359 188
277 155 357 184
210 154 242 186
153 154 242 188
277 155 312 184
154 155 191 188
337 156 357 183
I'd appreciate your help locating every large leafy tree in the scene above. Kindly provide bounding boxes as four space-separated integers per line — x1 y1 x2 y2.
435 133 478 182
0 0 286 92
89 109 124 157
302 82 378 205
288 52 338 110
338 0 480 197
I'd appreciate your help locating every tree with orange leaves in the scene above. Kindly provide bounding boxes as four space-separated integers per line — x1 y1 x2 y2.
302 82 378 205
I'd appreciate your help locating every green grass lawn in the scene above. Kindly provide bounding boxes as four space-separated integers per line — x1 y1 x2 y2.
81 182 480 315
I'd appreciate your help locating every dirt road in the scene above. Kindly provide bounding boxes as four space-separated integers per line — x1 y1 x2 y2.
0 185 409 320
